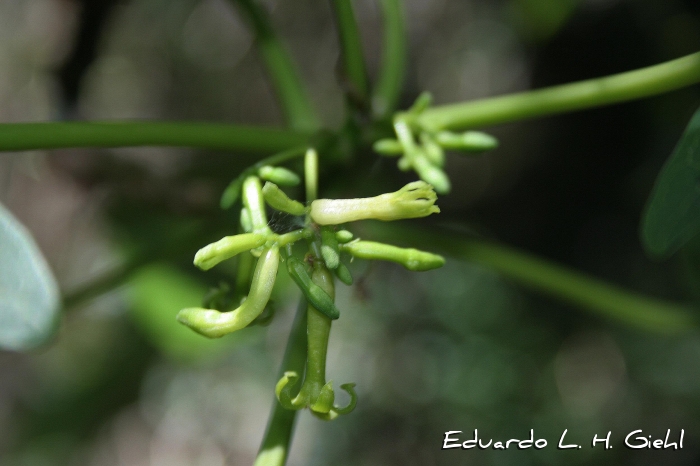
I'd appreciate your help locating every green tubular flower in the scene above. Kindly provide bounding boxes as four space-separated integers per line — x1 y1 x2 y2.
193 233 267 270
177 245 280 338
435 130 498 151
373 138 403 156
240 207 253 233
341 240 445 271
420 132 445 167
258 165 301 186
262 181 307 216
242 176 271 235
334 262 353 285
392 119 451 194
407 91 433 115
412 154 451 194
309 181 440 225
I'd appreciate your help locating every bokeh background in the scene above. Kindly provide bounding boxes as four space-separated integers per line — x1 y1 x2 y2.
2 0 700 465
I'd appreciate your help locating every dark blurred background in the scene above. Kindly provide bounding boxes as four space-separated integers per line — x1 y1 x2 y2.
1 0 700 465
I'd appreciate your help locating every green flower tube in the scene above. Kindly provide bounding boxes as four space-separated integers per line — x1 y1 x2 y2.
243 176 271 235
373 138 403 156
262 181 307 216
258 165 301 186
412 154 450 194
341 240 445 271
177 245 280 338
193 233 267 270
309 181 440 225
435 130 498 151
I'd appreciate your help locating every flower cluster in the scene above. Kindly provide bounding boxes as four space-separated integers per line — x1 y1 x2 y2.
177 149 445 419
374 92 499 194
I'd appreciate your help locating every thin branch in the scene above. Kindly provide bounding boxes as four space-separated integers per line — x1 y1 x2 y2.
254 298 307 466
329 0 369 106
417 51 700 131
368 225 698 334
372 0 406 118
0 121 312 153
233 0 320 131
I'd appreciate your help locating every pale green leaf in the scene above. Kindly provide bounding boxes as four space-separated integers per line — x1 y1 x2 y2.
0 202 60 350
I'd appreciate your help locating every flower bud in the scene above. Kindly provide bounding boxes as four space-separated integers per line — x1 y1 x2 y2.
435 130 498 152
413 155 451 194
258 165 301 186
341 240 445 271
335 230 354 243
193 233 266 270
373 138 403 156
419 132 445 167
242 176 270 234
262 182 307 216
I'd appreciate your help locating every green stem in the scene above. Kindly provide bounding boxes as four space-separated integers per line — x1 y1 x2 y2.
372 0 406 118
254 298 308 466
329 0 369 103
417 51 700 131
368 225 697 334
233 0 320 131
0 122 311 153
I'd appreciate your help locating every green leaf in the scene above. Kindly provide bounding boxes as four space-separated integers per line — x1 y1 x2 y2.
0 202 60 350
642 106 700 258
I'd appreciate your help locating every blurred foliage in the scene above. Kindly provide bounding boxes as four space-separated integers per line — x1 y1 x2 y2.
1 0 700 465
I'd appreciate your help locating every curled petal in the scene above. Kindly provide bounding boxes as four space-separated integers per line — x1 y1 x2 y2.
275 371 305 410
312 383 358 421
334 383 358 415
310 381 335 414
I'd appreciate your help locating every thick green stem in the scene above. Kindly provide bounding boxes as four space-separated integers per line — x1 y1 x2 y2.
305 297 332 386
0 122 311 153
233 0 320 131
368 225 697 334
417 51 700 131
372 0 406 118
330 0 369 103
254 299 308 466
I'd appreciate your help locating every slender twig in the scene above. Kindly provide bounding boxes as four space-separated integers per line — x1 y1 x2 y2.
372 0 406 118
329 0 369 105
0 122 312 153
416 51 700 131
368 225 698 334
233 0 320 131
253 298 308 466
